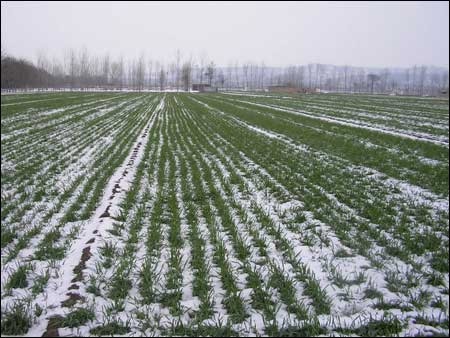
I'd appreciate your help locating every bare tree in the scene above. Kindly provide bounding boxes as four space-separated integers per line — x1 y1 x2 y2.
390 78 397 93
412 65 417 95
79 47 90 90
331 66 339 90
315 63 321 89
260 62 265 90
110 60 121 89
51 57 64 87
175 49 181 92
217 70 225 90
147 59 153 90
441 70 449 93
307 63 313 89
418 65 427 96
317 64 325 90
430 71 440 96
227 61 233 90
38 51 51 89
136 54 146 92
159 66 166 91
154 61 160 89
66 48 77 89
168 62 176 89
234 61 240 89
102 54 110 88
348 69 355 93
243 63 249 90
181 61 192 91
343 65 349 92
269 68 274 87
367 73 380 94
353 68 365 93
285 65 296 87
297 65 305 89
4 44 449 97
205 61 215 86
91 56 100 88
119 56 124 89
380 68 390 93
249 63 254 89
199 54 206 84
251 63 258 90
404 68 410 95
129 60 135 89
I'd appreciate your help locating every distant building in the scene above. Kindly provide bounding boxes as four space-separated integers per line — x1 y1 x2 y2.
192 83 218 92
268 85 314 94
268 85 297 93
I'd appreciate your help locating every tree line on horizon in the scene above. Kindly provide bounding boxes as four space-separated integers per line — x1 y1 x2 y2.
1 47 448 96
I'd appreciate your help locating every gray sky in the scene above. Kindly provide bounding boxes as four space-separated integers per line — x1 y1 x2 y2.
1 1 449 68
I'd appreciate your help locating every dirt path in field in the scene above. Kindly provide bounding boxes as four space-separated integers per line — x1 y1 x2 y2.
37 96 164 337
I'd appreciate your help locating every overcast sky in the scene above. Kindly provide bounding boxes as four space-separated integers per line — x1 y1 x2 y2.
1 1 449 68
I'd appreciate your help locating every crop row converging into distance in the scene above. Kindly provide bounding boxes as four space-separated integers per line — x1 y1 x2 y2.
1 91 448 337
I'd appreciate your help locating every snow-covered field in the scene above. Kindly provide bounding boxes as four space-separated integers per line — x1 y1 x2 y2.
1 92 448 336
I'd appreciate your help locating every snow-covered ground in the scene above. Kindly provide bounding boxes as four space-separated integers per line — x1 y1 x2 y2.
1 92 448 337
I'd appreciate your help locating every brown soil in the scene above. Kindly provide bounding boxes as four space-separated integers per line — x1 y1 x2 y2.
42 315 64 337
71 246 92 282
61 292 85 307
99 204 111 218
68 284 79 290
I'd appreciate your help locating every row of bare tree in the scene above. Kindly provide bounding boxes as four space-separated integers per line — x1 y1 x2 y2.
270 64 448 96
1 47 448 96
